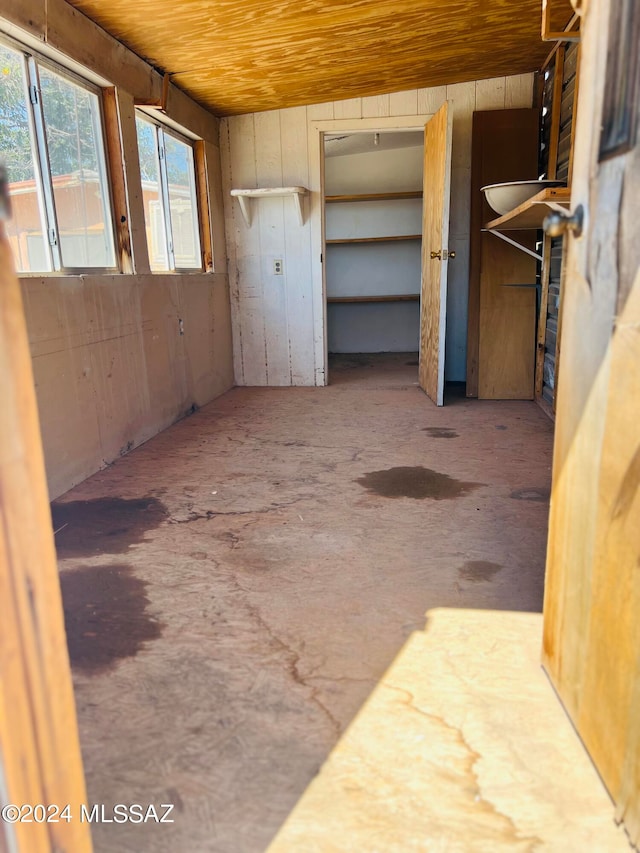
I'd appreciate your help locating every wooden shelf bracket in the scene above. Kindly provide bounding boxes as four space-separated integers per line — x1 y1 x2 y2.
230 186 308 227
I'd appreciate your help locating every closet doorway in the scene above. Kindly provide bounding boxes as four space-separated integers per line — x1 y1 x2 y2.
318 105 453 404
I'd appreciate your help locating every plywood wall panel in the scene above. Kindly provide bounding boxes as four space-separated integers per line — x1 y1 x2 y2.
227 113 268 386
418 86 447 115
389 90 419 116
475 77 507 110
505 73 535 109
254 111 290 385
63 0 548 115
222 75 534 387
280 106 315 385
21 272 233 499
362 95 391 118
333 98 363 120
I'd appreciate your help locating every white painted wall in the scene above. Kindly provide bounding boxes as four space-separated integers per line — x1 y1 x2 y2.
220 74 534 385
325 144 423 353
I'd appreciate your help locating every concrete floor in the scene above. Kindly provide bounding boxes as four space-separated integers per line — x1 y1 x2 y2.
51 354 611 852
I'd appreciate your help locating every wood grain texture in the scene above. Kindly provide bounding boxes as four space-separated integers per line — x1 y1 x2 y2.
542 0 578 39
326 191 422 203
63 0 549 116
484 187 572 230
542 0 640 842
535 236 553 400
327 294 419 302
0 224 92 852
327 234 421 244
222 75 533 388
477 233 537 399
419 102 452 406
467 109 539 398
547 46 565 178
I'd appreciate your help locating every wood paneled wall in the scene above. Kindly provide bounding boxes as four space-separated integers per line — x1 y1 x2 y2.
220 74 533 386
2 8 234 499
542 0 640 839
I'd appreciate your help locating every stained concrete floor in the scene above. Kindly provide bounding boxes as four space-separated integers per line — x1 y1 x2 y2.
51 353 605 852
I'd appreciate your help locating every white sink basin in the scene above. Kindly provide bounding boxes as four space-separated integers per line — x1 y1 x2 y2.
482 180 565 216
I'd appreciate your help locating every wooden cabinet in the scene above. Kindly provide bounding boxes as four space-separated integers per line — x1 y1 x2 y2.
535 40 580 414
466 108 540 399
466 38 580 410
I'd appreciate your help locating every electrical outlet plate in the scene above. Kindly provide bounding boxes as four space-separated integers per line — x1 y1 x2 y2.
273 259 283 275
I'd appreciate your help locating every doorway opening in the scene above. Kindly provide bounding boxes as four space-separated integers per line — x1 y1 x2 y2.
322 129 425 385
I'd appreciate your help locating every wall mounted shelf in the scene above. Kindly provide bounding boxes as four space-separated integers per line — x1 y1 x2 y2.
230 186 308 227
326 234 421 245
325 191 423 203
482 187 571 261
327 294 419 303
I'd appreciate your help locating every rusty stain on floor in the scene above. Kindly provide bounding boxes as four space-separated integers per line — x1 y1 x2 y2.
458 560 503 583
51 496 168 557
356 466 481 500
60 564 163 673
510 487 550 503
423 427 459 439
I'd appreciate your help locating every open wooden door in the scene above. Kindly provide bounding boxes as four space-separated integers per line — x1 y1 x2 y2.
419 102 453 406
0 209 92 850
542 0 640 843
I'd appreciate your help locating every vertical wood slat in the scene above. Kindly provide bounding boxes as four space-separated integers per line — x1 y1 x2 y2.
389 90 418 115
466 108 539 398
362 94 390 118
333 98 362 119
535 235 553 400
547 45 566 179
102 88 133 274
552 237 569 412
417 86 446 114
567 44 582 186
194 140 213 271
280 106 314 385
0 224 92 852
109 89 151 275
254 110 290 385
204 139 228 274
419 103 451 405
218 118 242 383
221 76 534 389
475 77 506 111
229 113 266 385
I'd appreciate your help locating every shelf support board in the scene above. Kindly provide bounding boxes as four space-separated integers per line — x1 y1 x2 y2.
482 228 544 262
230 187 308 227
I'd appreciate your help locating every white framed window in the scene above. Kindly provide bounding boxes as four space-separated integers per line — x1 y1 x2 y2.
135 114 202 271
0 36 116 272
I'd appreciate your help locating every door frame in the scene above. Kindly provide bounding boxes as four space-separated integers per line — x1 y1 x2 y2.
308 114 438 386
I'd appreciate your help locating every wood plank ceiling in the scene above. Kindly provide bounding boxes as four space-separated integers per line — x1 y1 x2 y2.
66 0 551 116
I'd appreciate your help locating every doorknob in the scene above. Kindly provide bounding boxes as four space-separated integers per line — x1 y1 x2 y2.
544 205 584 239
430 249 456 260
